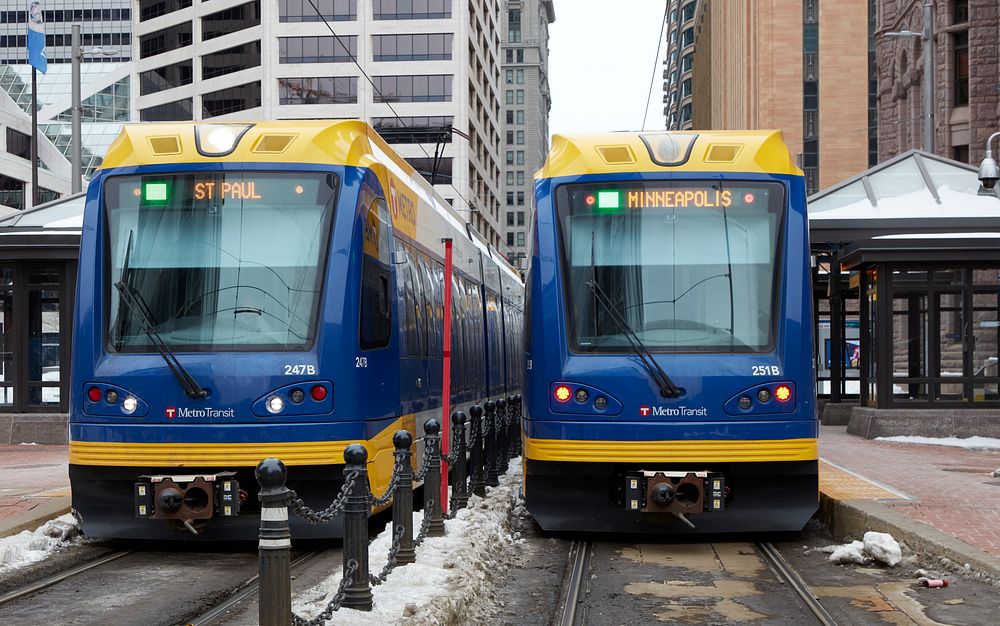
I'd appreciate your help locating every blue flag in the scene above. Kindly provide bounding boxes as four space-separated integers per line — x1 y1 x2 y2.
27 1 47 74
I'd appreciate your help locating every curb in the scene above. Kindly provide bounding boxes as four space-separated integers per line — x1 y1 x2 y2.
818 492 1000 582
0 496 72 539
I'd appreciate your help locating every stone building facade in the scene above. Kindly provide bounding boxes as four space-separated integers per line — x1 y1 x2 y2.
876 0 999 164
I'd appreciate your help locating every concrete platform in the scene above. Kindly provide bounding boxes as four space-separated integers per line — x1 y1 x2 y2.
818 424 1000 580
0 413 68 445
0 444 71 538
847 406 1000 439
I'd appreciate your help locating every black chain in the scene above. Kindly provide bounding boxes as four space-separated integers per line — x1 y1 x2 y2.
413 498 434 547
414 439 436 481
286 470 360 524
370 522 405 585
369 454 405 508
291 559 357 625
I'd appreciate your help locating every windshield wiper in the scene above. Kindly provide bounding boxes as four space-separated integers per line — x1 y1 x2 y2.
114 231 209 399
586 279 682 398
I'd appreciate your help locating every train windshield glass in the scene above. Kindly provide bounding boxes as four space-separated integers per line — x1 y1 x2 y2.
557 181 784 352
104 172 337 351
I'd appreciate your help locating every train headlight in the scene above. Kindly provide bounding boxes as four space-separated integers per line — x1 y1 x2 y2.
775 385 792 403
554 385 571 402
738 396 752 410
756 388 771 403
122 396 138 414
575 389 589 403
594 396 608 411
266 395 285 414
194 123 253 157
106 390 119 404
290 388 305 404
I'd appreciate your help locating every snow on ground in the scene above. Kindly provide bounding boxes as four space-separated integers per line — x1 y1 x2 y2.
827 531 902 567
0 514 79 574
875 435 1000 451
292 458 524 625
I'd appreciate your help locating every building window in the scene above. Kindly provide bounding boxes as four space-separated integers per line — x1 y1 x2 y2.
140 60 193 96
506 131 514 145
516 232 525 247
506 192 514 206
516 211 524 226
516 90 524 104
280 36 357 63
405 157 452 183
953 31 969 106
506 171 514 185
516 130 524 145
508 9 521 43
140 98 194 121
139 22 192 59
954 0 968 24
953 145 969 163
506 212 514 226
202 1 260 42
0 174 24 211
202 81 261 118
373 33 452 61
373 0 451 20
506 151 513 165
681 78 692 98
371 116 453 143
516 151 524 165
506 232 514 246
516 191 524 205
139 0 191 22
279 0 356 22
516 110 524 124
681 1 696 22
202 42 261 81
516 49 523 62
5 128 30 160
279 76 358 104
372 75 452 102
505 90 513 104
506 110 514 124
505 69 513 84
516 171 524 185
515 69 524 84
679 103 691 124
681 27 694 47
681 53 693 73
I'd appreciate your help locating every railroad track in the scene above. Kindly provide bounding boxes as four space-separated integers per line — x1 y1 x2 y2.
185 546 335 626
554 540 591 626
0 549 133 608
755 541 839 626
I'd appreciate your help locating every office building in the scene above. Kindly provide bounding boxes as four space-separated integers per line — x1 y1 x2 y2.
662 0 698 130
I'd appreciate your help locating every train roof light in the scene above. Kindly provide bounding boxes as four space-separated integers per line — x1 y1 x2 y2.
775 385 792 403
194 124 254 157
554 385 571 402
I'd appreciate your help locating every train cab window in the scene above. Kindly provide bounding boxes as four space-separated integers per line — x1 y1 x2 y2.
360 198 392 349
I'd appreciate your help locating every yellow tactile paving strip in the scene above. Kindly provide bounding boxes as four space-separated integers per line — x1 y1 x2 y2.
819 460 910 501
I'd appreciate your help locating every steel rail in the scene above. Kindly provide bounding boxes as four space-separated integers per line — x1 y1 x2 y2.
0 549 133 607
555 540 591 626
755 542 839 626
185 548 329 626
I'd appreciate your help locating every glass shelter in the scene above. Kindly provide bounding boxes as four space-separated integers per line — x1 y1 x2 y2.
809 150 1000 411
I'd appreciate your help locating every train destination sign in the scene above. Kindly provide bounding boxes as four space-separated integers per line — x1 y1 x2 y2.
141 180 276 203
581 186 767 212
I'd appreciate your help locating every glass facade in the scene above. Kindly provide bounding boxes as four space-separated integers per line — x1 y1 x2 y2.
372 34 453 61
279 0 356 22
278 77 358 104
279 36 357 64
373 0 451 20
202 42 262 81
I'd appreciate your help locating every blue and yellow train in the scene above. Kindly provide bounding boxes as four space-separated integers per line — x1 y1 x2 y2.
70 120 523 540
523 131 817 533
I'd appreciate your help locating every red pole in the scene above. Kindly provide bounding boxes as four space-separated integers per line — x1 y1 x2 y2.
440 238 454 515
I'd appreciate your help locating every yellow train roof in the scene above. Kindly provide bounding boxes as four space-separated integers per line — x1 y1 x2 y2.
99 119 418 173
536 130 802 179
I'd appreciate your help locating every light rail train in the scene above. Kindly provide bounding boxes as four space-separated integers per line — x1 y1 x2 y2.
523 131 817 533
69 120 523 540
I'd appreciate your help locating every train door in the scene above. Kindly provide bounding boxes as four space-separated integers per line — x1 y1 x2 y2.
358 192 398 421
398 242 429 415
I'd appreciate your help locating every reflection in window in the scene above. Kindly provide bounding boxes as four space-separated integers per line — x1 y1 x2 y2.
139 0 191 22
202 1 260 41
140 60 193 96
140 98 194 122
279 0 356 22
373 75 453 102
373 33 452 61
279 36 357 63
373 0 451 20
202 42 261 80
279 77 358 104
202 81 261 117
139 22 192 59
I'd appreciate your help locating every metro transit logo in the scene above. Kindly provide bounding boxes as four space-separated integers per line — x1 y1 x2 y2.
165 407 177 419
639 405 651 417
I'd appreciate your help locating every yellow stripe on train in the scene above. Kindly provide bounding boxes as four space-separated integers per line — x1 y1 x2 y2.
69 440 353 467
523 438 818 463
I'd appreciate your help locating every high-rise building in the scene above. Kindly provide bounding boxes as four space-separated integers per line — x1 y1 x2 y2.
662 0 698 130
132 0 506 249
500 0 553 270
0 0 133 201
875 0 997 165
690 0 871 193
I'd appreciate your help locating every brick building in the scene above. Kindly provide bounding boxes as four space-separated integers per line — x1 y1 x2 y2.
876 0 999 164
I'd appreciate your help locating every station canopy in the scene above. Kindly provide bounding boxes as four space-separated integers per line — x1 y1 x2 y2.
808 150 1000 255
0 192 83 256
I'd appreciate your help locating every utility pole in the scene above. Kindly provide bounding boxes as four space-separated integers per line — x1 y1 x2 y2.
71 24 82 194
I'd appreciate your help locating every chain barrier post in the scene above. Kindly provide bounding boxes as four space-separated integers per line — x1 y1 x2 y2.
392 429 416 566
256 457 292 626
484 400 499 487
423 418 446 537
341 443 373 611
514 393 523 456
508 395 517 460
468 404 486 497
498 397 510 465
451 410 469 511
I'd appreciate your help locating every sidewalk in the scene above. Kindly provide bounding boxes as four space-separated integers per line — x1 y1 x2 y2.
818 424 1000 578
0 444 71 537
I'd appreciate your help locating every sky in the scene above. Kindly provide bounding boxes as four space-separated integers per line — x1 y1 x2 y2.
548 1 668 137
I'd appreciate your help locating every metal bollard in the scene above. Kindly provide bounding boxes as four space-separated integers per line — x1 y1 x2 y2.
496 397 509 465
256 457 292 626
468 404 486 497
341 443 373 611
392 430 416 565
484 400 500 487
423 418 446 537
451 411 469 510
514 393 523 455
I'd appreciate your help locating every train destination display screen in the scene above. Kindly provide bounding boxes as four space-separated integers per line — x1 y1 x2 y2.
557 180 784 353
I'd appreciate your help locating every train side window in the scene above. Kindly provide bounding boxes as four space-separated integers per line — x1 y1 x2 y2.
360 199 392 349
412 249 429 357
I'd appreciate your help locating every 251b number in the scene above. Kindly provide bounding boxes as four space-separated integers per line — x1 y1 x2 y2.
751 365 781 376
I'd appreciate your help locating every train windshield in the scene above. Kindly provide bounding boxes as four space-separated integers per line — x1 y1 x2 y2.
104 172 337 351
557 181 784 352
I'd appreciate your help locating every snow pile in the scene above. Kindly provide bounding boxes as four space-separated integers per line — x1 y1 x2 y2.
0 514 79 574
293 458 524 625
875 435 1000 451
826 531 902 567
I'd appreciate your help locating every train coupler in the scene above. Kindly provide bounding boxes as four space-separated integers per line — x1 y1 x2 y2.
624 470 725 516
134 472 241 530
